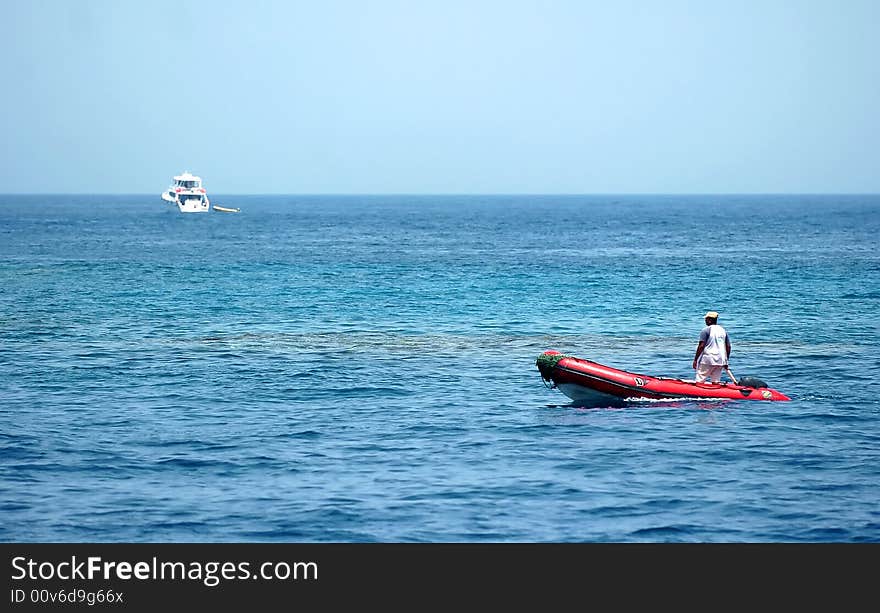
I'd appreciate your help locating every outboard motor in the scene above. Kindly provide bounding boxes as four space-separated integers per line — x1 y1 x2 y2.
737 376 768 389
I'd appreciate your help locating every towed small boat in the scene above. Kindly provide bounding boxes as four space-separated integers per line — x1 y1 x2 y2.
536 350 790 406
212 205 240 213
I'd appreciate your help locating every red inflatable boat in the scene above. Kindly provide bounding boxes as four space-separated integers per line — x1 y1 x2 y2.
536 350 791 405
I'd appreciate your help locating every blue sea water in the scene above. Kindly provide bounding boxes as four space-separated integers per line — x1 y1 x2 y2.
1 194 878 542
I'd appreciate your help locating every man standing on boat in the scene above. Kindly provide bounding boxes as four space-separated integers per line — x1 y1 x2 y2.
693 311 732 383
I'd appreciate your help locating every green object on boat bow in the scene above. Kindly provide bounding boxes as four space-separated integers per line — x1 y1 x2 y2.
535 351 573 380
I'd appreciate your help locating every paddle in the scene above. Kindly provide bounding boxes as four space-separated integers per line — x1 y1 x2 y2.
725 366 738 385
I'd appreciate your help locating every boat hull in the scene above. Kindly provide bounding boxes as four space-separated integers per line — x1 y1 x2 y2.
177 196 210 213
161 192 210 212
537 350 790 405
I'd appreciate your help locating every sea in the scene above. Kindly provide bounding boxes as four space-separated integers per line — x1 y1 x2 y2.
1 194 878 542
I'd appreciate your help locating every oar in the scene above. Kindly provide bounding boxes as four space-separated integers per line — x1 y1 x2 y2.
725 366 738 385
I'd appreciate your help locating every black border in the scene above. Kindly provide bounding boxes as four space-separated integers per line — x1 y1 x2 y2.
2 543 874 610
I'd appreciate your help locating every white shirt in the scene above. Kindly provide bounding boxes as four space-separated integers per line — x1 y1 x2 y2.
698 324 729 366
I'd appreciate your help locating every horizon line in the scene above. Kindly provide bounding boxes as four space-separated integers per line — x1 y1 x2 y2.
2 192 879 197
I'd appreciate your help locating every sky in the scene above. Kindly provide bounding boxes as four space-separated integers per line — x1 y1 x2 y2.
1 0 878 194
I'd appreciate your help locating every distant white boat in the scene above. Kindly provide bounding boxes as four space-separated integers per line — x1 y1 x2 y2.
212 205 240 213
161 171 210 213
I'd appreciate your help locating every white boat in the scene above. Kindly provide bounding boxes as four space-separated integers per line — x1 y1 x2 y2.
161 171 210 213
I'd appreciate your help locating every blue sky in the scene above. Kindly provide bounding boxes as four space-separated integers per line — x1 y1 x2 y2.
2 0 878 194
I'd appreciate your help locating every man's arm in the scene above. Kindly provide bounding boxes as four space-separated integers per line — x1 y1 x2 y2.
693 341 706 369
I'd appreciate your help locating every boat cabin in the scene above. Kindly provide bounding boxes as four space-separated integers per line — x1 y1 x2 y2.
173 172 202 190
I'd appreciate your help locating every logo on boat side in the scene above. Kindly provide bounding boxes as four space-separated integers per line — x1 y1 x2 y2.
762 390 772 399
634 377 645 387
